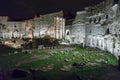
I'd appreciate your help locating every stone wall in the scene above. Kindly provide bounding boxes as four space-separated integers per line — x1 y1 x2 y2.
69 0 120 58
0 16 8 22
0 11 65 40
69 11 86 45
85 1 120 58
1 21 26 39
30 11 65 39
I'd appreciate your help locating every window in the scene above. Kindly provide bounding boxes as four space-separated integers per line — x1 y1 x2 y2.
106 29 110 34
106 15 108 19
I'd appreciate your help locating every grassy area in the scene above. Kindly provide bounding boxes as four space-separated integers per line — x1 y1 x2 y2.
0 46 118 80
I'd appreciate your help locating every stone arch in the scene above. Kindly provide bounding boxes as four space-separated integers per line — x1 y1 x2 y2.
65 29 71 41
13 30 19 38
66 29 70 36
106 28 110 34
67 31 70 35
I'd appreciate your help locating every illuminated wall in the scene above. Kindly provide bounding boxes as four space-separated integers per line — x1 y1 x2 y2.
69 0 120 58
0 11 65 40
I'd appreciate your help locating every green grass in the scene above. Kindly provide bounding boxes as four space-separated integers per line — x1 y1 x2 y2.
0 46 118 80
0 53 32 70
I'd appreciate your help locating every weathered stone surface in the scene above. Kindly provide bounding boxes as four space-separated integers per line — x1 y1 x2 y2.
73 51 80 56
66 1 120 58
0 11 65 39
40 64 54 72
1 0 120 59
86 62 99 66
60 65 72 71
64 58 72 62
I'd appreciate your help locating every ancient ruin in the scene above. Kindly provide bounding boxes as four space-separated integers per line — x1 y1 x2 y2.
66 0 120 59
0 11 65 40
1 0 120 58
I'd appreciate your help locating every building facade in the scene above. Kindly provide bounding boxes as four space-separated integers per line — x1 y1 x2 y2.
67 0 120 59
0 11 65 40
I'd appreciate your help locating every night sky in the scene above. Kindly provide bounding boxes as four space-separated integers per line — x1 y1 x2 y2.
0 0 118 20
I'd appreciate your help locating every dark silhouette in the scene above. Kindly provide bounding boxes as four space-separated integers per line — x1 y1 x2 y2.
11 69 28 78
118 56 120 71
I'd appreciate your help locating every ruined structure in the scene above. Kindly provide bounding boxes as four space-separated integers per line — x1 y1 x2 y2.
67 0 120 59
33 11 65 39
1 0 120 58
0 11 65 40
0 16 9 38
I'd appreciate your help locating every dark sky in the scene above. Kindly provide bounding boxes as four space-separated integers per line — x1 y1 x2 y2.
0 0 118 20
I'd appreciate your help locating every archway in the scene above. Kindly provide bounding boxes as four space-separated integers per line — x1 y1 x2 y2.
66 30 70 36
